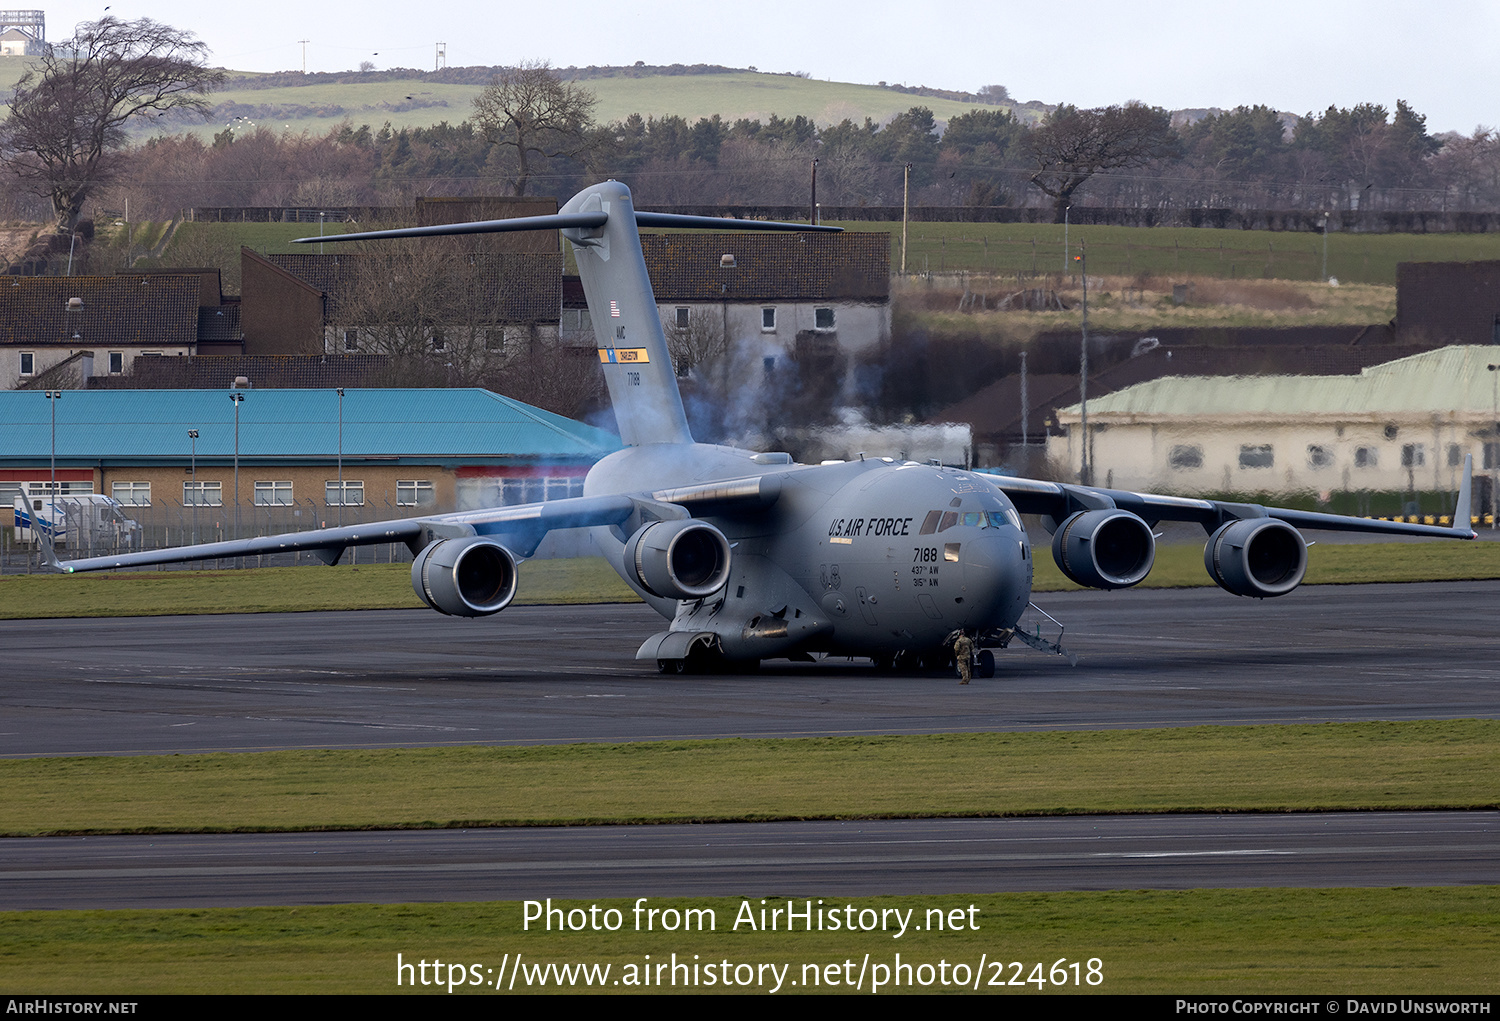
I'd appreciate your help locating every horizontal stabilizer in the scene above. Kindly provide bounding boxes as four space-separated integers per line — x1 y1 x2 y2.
633 211 840 233
294 209 840 245
292 211 609 244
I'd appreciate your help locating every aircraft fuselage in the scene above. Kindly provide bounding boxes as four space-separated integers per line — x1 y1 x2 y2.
587 443 1032 660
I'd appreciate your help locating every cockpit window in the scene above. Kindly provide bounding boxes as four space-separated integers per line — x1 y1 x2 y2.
963 511 981 527
919 510 942 535
938 511 959 532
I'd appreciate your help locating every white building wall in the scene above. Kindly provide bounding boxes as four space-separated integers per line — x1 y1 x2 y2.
1049 416 1482 495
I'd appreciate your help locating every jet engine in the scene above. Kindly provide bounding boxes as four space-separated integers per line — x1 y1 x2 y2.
411 536 519 616
623 519 732 599
1051 509 1156 589
1203 518 1307 598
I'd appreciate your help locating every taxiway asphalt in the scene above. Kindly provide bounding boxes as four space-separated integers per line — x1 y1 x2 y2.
2 581 1496 758
4 812 1495 910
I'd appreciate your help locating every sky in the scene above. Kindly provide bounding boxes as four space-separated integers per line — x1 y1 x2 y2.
30 0 1500 135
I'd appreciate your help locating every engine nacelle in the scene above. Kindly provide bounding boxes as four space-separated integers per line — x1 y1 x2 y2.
411 537 518 616
1204 518 1307 598
623 519 732 599
1051 509 1156 589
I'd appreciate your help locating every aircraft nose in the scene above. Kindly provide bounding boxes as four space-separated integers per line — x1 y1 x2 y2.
959 530 1030 628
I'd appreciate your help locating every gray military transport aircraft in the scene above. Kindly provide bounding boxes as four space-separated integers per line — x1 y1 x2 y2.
44 180 1477 676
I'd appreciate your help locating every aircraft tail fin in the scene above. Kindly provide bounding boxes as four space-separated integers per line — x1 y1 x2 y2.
295 183 839 447
1454 453 1475 534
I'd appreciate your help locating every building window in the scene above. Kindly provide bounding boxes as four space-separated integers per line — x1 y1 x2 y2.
1448 443 1464 468
1238 444 1274 469
1401 443 1425 468
342 329 359 352
108 351 123 374
111 481 151 506
326 480 364 506
485 329 504 352
19 352 34 375
1306 445 1334 470
1168 444 1203 470
431 330 446 353
675 307 689 328
396 480 435 507
814 307 835 331
184 481 222 506
1485 443 1500 470
254 481 293 506
761 307 776 331
1355 446 1379 468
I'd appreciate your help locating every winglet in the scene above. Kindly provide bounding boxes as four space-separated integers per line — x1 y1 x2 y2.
1455 453 1477 538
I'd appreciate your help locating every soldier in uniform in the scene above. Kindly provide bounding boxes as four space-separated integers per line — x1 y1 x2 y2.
952 631 975 684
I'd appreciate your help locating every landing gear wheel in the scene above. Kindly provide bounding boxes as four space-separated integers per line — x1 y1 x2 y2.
871 654 895 672
976 649 995 678
657 658 686 674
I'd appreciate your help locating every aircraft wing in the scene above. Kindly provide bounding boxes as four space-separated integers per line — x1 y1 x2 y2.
987 461 1478 541
42 494 639 574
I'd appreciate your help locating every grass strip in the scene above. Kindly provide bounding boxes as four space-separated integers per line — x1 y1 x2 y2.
3 542 1498 619
2 888 1495 994
2 722 1495 836
0 557 639 618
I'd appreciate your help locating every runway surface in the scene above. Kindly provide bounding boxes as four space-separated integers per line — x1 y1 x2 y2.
4 812 1495 910
2 581 1497 757
3 582 1495 911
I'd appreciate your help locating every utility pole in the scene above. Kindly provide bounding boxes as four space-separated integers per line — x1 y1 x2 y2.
298 39 310 74
1019 350 1029 458
809 159 818 225
901 163 911 276
1076 245 1089 486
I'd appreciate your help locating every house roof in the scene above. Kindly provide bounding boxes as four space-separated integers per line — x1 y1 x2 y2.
0 388 620 467
1058 345 1500 421
641 232 889 302
87 354 388 390
0 275 201 348
267 252 563 323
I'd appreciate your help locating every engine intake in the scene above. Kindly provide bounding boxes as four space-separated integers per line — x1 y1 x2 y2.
1204 518 1307 598
411 537 518 616
623 519 732 599
1051 509 1156 589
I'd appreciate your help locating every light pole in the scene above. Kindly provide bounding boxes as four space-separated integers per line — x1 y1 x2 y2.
1076 246 1090 486
188 429 199 544
45 390 60 541
809 158 818 225
229 391 244 540
336 388 344 528
1321 212 1330 282
901 163 911 275
1063 205 1071 277
1489 364 1499 529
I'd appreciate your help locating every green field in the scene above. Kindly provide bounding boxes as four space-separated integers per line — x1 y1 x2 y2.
851 219 1500 286
5 888 1496 994
3 721 1494 835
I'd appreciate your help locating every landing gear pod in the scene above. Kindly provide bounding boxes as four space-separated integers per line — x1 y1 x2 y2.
623 519 732 599
1204 518 1307 598
1051 509 1156 589
411 537 518 616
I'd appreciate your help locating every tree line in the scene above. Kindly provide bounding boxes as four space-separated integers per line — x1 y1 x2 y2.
5 18 1500 243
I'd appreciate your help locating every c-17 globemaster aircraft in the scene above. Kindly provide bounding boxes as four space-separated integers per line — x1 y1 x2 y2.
46 180 1477 676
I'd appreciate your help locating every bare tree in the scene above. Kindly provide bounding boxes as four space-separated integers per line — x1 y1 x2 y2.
472 61 597 196
0 17 226 235
1026 103 1178 221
